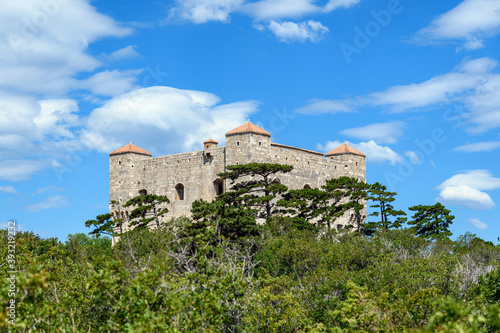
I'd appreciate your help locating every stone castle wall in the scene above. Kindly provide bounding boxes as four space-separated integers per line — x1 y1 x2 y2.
110 131 366 234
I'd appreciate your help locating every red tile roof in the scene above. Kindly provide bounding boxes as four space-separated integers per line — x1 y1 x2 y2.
325 143 365 157
225 121 271 137
109 143 152 156
203 138 218 144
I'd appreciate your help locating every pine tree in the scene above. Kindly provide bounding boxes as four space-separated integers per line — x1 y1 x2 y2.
364 182 407 236
408 202 455 240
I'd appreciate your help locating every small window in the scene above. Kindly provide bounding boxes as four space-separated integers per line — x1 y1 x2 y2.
175 183 184 201
237 142 240 146
272 178 281 184
131 165 134 168
259 142 261 146
345 165 348 168
214 179 224 196
118 161 121 165
137 181 140 185
139 189 147 196
303 184 311 189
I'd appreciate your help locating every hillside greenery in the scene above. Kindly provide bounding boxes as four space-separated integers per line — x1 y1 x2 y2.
2 163 500 332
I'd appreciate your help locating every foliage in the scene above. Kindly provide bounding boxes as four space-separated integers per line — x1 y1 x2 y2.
322 176 369 231
123 193 170 228
364 182 407 236
4 174 500 332
218 162 293 218
408 202 455 240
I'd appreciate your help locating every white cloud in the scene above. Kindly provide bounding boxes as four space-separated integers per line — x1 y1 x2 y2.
437 170 500 191
324 0 362 13
0 0 132 96
23 195 69 212
317 140 402 165
82 69 143 97
339 121 405 144
404 150 420 164
168 0 244 23
0 160 49 181
369 58 497 111
0 186 17 194
415 0 500 49
467 217 488 230
453 141 500 152
437 184 494 210
32 186 66 196
107 46 140 61
295 99 353 114
267 20 329 42
81 86 259 154
436 170 500 210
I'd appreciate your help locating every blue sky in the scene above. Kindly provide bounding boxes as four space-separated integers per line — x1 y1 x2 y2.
1 0 500 242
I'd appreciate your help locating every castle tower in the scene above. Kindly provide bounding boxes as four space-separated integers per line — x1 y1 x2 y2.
325 143 366 182
203 138 218 159
109 142 152 229
225 120 271 166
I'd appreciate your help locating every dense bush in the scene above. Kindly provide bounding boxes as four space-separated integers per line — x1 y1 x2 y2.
2 220 500 332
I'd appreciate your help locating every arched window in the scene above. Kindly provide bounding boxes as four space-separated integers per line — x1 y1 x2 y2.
303 184 311 189
214 179 224 196
272 178 281 184
139 189 147 196
175 183 184 201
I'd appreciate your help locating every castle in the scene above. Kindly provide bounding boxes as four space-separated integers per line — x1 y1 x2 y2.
109 121 366 235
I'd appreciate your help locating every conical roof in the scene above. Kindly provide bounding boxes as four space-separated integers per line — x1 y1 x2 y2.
109 142 152 156
225 121 271 137
325 143 365 157
203 138 218 144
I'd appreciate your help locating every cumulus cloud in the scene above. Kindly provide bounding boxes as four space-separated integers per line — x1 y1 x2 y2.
295 99 354 114
81 86 259 155
23 195 69 212
339 121 405 144
172 0 244 23
437 170 500 191
453 141 500 152
437 184 494 210
0 1 145 181
82 69 142 97
0 0 132 96
436 170 500 210
0 186 17 194
267 20 329 42
167 0 360 41
467 218 489 230
414 0 500 50
317 140 402 165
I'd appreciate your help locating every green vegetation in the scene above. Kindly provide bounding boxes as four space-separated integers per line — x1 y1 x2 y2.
2 163 499 332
